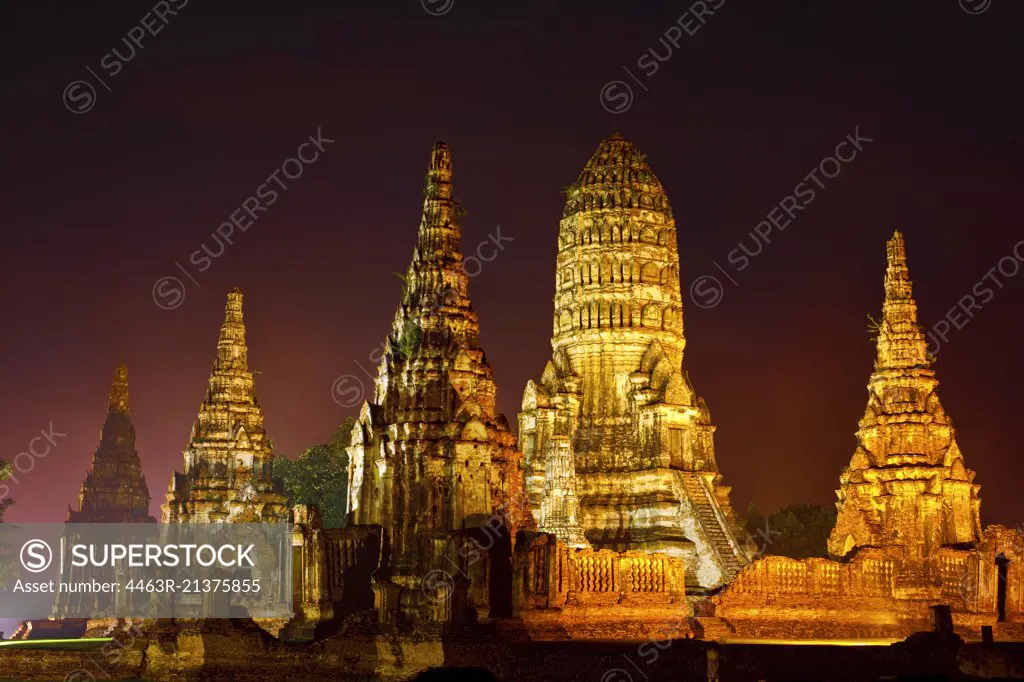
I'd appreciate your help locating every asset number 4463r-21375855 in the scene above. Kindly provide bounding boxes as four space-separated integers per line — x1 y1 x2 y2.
124 578 262 593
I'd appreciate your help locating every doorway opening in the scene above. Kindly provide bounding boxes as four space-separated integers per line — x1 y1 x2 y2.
996 553 1010 622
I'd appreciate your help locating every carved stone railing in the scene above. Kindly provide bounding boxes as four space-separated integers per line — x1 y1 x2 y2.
717 541 1021 623
286 505 382 640
513 532 685 612
723 552 898 600
710 525 1024 638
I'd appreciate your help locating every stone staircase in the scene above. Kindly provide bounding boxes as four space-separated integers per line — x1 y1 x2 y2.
680 472 744 579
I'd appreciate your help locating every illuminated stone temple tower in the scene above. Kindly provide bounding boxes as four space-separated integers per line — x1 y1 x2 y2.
163 289 288 523
714 232 1018 639
67 364 155 523
828 230 982 562
519 134 750 588
346 142 530 623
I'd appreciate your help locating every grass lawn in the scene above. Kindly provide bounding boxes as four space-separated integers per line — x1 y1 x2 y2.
0 638 112 650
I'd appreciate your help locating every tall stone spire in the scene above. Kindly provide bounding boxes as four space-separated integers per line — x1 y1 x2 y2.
829 231 981 561
519 134 751 589
213 288 250 386
67 365 155 523
413 141 462 265
346 141 529 624
875 230 930 370
162 289 288 523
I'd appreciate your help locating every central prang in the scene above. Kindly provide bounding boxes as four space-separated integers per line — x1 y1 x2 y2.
518 133 752 589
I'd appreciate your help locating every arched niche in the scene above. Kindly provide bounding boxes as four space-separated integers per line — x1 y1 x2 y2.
640 261 660 284
642 304 662 328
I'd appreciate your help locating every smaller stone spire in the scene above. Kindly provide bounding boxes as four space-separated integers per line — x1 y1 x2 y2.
829 231 981 559
108 364 130 415
875 230 930 370
203 288 256 407
162 288 287 524
68 365 154 523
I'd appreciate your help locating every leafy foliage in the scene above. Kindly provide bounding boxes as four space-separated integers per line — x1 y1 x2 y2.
866 313 887 342
329 417 355 463
423 176 440 198
745 502 837 559
0 459 14 587
397 320 423 359
0 459 11 523
274 420 354 529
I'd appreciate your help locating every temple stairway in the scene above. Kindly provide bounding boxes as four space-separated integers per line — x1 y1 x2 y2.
679 472 744 579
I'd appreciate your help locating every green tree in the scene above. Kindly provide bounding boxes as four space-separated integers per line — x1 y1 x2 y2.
0 459 11 523
329 417 356 461
748 502 837 559
275 419 354 529
0 459 14 587
743 502 765 539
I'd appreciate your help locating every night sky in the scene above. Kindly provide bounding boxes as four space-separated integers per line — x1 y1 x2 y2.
2 1 1021 531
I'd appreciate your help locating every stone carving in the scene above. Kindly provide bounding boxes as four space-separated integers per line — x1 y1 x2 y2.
538 436 588 548
345 142 531 626
519 133 750 589
67 365 155 524
162 289 288 524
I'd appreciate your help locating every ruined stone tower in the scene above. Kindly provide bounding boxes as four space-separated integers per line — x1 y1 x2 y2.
346 142 529 623
828 230 982 561
67 364 155 523
163 289 288 523
518 134 750 588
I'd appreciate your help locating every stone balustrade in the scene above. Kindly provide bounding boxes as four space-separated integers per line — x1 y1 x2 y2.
514 532 686 610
